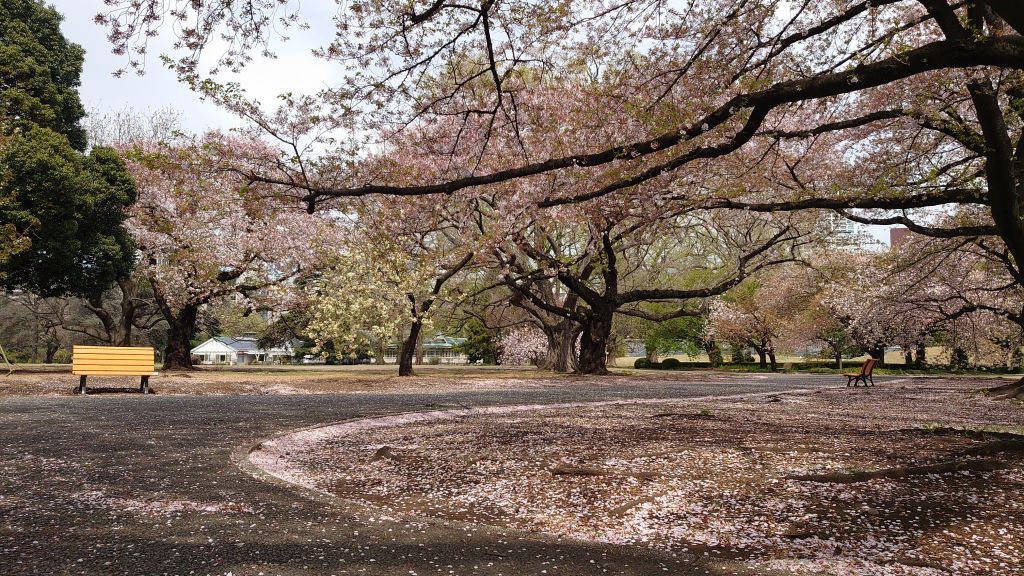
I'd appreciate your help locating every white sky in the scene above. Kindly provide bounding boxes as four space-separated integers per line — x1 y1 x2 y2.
51 0 339 134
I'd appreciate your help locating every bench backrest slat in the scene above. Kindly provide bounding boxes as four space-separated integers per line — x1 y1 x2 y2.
860 357 877 376
72 345 156 376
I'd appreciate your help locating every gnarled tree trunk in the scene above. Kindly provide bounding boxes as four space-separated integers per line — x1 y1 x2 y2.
704 338 722 367
162 303 198 370
915 344 927 368
577 309 613 375
541 320 579 373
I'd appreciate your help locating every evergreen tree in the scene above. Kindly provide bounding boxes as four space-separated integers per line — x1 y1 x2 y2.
0 0 135 297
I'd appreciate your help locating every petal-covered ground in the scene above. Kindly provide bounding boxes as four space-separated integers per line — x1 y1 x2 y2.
2 364 772 395
252 381 1024 576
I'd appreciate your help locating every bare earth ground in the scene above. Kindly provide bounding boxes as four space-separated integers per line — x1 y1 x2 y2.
0 364 780 396
251 380 1024 576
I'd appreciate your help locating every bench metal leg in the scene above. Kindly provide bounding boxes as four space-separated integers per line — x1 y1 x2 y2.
78 375 87 395
140 375 149 394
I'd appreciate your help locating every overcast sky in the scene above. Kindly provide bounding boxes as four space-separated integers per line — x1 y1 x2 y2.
50 0 339 134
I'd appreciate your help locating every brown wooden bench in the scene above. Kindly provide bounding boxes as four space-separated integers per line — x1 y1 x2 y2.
845 357 877 387
72 345 157 394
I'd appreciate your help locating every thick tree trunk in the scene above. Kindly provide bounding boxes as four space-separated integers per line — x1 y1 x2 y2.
870 344 886 366
756 347 767 369
542 321 579 373
374 339 386 365
83 278 140 346
399 322 423 377
768 347 778 371
915 344 927 368
904 349 913 365
162 304 198 370
834 347 843 370
31 321 39 364
576 311 613 375
114 280 138 346
44 339 59 363
704 339 722 367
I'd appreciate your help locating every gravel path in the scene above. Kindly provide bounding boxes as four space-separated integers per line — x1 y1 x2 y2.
0 375 886 575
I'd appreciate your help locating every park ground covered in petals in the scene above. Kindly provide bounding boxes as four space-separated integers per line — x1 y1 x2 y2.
253 380 1024 576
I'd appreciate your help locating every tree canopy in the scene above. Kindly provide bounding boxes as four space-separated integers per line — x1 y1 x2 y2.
0 0 136 297
0 0 87 150
0 128 136 296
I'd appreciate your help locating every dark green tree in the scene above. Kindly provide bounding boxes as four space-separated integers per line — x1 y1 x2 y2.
454 318 497 364
0 0 87 150
0 0 136 297
1 128 136 296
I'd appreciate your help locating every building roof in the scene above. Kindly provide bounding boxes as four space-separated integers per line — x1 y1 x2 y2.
212 336 260 352
422 335 467 349
191 336 294 355
383 334 468 352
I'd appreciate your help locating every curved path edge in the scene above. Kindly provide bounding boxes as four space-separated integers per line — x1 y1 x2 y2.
235 386 822 554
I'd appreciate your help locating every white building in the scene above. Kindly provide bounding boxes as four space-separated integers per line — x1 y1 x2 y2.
383 334 469 364
190 335 295 365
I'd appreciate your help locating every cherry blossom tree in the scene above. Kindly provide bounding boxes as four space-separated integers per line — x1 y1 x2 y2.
94 2 1024 382
451 273 581 372
880 215 1024 385
123 132 330 369
496 326 548 367
706 265 815 370
491 204 811 374
96 2 1023 245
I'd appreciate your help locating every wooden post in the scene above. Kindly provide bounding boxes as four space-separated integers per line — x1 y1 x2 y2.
78 375 87 395
140 375 149 394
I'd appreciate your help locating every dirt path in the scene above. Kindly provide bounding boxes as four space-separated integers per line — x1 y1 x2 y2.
0 374 833 575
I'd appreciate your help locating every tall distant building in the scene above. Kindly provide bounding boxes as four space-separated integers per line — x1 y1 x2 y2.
889 227 912 248
820 212 860 239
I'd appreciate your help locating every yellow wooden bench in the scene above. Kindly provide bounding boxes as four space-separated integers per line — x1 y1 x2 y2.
72 345 157 394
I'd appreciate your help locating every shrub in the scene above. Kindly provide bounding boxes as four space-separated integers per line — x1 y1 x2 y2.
805 367 836 374
634 358 653 369
661 357 681 369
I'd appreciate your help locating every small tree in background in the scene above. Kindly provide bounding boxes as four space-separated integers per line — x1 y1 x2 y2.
454 319 498 365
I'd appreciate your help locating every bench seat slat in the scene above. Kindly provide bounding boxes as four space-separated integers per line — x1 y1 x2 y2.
72 362 155 366
74 373 156 377
74 358 155 364
72 357 155 364
73 345 154 351
73 356 154 360
74 364 156 368
72 350 155 354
